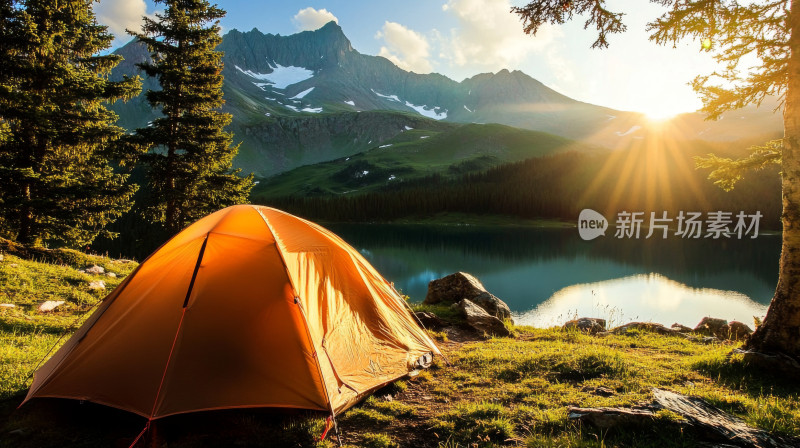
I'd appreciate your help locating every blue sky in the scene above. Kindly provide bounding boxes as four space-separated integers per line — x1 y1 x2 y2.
95 0 721 119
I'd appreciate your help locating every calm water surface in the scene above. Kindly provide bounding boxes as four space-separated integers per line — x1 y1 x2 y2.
328 224 778 328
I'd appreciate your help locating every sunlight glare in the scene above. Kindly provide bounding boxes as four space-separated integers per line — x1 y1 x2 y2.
643 106 685 122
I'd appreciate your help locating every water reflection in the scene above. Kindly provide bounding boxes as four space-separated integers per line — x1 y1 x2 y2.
516 273 768 328
329 224 778 328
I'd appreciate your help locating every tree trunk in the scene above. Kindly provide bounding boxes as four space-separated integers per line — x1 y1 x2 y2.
17 182 33 245
746 0 800 359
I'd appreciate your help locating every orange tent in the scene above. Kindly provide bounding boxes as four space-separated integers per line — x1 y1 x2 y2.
23 205 440 420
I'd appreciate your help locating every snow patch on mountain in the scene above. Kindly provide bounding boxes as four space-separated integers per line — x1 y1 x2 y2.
344 100 355 106
302 107 323 113
371 88 447 120
379 144 393 148
405 101 447 120
371 89 401 102
291 87 315 99
235 62 314 89
404 126 413 130
464 105 473 113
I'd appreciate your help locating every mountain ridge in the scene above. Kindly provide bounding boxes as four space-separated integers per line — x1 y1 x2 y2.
108 21 782 178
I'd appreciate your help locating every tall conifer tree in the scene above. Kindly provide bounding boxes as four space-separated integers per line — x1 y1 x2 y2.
0 0 141 246
130 0 253 234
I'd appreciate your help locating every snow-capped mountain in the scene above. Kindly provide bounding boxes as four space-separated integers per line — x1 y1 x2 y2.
110 21 782 178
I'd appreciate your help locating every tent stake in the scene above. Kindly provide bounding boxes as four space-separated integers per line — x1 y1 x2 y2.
332 414 343 447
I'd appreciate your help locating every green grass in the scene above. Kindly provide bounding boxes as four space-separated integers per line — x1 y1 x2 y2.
1 250 799 447
0 252 136 400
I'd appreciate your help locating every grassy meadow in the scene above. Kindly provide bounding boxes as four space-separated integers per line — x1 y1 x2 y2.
1 250 799 447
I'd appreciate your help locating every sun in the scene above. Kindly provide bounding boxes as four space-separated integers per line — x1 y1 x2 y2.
640 103 691 122
644 109 680 122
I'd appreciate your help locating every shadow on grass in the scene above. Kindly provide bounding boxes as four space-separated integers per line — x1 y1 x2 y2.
692 351 800 397
2 397 331 448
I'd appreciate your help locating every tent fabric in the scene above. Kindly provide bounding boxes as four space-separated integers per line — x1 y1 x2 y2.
23 205 440 418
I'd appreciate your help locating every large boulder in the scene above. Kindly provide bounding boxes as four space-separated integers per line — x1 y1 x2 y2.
694 317 730 339
425 272 513 321
454 299 511 337
563 318 606 335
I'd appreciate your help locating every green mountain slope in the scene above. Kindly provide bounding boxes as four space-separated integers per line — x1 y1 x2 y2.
252 123 586 199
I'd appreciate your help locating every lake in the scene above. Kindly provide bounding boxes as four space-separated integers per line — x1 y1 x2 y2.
327 224 778 329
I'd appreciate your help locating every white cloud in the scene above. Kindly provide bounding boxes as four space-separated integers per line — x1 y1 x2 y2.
293 7 338 31
94 0 147 49
375 21 433 74
440 0 569 78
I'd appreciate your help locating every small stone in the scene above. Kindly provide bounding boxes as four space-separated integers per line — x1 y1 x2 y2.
85 265 105 275
0 253 4 262
671 323 694 333
611 322 678 336
563 318 606 335
728 321 753 341
38 301 65 312
0 303 15 308
415 311 446 329
581 385 615 397
88 280 106 291
694 317 729 339
382 395 393 402
106 272 117 278
8 263 17 268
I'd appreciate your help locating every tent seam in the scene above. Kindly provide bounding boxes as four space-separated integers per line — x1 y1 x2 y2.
251 206 338 416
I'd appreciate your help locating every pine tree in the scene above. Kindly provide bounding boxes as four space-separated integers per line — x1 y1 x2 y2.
0 0 141 246
513 0 800 360
130 0 253 234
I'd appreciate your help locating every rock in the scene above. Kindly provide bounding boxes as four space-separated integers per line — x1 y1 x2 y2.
568 406 656 428
454 299 510 337
671 323 694 333
88 280 106 291
424 272 512 321
415 311 446 330
581 385 616 397
611 322 679 336
563 318 606 335
694 317 729 339
0 253 4 262
732 348 800 377
38 301 65 312
569 388 800 447
106 272 117 278
727 321 752 341
85 264 105 275
0 303 15 308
